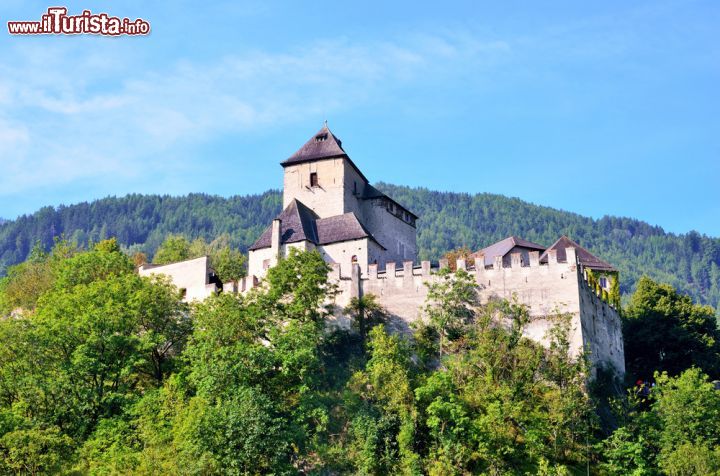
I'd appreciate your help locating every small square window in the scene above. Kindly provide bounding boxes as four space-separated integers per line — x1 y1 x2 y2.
310 172 318 187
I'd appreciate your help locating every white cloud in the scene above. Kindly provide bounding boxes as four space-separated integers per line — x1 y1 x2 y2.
0 32 509 199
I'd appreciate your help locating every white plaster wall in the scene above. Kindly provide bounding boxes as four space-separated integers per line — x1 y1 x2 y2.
354 259 583 353
281 157 416 269
475 258 584 355
367 240 386 270
249 241 311 278
248 247 275 279
318 238 369 277
138 256 216 302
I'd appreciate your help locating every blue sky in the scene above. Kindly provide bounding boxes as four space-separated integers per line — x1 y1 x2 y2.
0 1 718 236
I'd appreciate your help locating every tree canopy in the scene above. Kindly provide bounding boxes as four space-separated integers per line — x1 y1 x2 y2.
623 276 720 383
1 244 719 473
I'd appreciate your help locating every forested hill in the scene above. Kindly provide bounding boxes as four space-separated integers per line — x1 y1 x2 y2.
1 184 718 312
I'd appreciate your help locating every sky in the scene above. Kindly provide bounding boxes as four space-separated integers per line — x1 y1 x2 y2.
0 1 718 236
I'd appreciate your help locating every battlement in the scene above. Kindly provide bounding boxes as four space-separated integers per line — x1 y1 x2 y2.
328 247 578 285
180 246 622 375
325 246 624 374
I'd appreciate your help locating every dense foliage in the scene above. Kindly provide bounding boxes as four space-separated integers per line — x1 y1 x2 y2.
2 244 719 474
1 185 718 314
0 191 280 275
601 368 720 475
623 276 720 383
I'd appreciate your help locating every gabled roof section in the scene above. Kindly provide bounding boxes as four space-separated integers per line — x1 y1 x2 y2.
471 236 546 267
315 213 385 249
282 124 348 166
249 200 385 251
540 235 616 271
249 199 319 251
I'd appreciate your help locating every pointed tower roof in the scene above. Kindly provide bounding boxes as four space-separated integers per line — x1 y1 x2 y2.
540 235 616 271
282 124 348 165
471 236 546 266
281 124 369 182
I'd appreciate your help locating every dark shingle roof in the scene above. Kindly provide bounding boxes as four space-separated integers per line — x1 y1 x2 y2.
249 199 385 251
281 124 369 183
282 124 348 165
540 235 616 271
316 213 373 245
249 199 319 250
471 236 546 266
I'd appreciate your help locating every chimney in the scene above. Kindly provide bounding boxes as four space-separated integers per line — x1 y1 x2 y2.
271 219 282 263
565 247 577 265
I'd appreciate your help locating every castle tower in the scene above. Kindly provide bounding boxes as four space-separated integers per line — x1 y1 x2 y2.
281 124 367 218
248 124 419 278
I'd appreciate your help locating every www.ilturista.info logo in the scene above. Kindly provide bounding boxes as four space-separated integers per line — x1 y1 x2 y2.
8 7 150 36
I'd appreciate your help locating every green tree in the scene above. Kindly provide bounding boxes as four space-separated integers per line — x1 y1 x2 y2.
151 233 247 283
423 267 478 359
623 277 720 382
210 245 246 283
0 242 187 443
152 234 191 264
175 249 336 471
181 389 294 474
601 367 720 475
0 427 74 475
347 326 421 474
414 301 595 474
344 293 387 348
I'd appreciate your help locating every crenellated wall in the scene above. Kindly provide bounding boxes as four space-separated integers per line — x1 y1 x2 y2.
167 247 624 374
328 247 625 374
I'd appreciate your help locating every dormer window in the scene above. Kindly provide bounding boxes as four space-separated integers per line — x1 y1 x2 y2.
315 133 327 142
310 172 318 187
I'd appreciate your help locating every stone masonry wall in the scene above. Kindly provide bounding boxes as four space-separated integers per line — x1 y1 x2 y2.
283 158 364 218
329 247 625 373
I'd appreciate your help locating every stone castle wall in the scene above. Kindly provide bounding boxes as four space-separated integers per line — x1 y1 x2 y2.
324 247 625 374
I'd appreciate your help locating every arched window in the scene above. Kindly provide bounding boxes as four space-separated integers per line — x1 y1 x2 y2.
351 255 358 264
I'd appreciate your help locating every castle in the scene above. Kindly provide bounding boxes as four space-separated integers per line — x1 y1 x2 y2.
139 125 625 375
